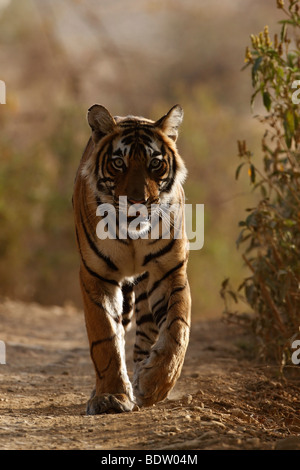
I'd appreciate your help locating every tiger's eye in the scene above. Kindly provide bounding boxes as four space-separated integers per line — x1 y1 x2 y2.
112 158 125 170
150 158 163 170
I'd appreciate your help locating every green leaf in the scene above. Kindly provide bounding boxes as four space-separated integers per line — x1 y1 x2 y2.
277 67 284 78
286 109 295 134
235 162 245 180
287 53 296 68
278 19 299 27
283 219 297 227
280 22 287 42
262 91 272 111
284 109 295 148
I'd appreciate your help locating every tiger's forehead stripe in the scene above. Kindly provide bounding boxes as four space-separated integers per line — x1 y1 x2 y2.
117 118 155 127
95 141 111 177
104 124 165 162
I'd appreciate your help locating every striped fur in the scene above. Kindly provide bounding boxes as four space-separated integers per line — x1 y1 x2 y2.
73 104 191 414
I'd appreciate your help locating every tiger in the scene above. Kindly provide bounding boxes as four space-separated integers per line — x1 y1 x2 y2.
73 104 191 414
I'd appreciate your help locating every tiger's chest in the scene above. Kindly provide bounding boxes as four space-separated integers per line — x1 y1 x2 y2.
98 238 150 279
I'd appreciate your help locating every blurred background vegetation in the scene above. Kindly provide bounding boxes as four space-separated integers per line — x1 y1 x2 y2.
0 0 284 318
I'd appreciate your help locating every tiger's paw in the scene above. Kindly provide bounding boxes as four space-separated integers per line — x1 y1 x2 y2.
86 392 138 415
133 351 183 407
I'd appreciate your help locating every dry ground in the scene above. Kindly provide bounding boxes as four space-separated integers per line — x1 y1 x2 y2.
0 299 299 451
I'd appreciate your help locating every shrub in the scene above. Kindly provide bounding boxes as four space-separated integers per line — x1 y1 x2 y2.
221 0 300 367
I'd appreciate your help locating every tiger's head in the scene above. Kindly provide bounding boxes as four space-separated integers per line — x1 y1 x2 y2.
82 104 187 238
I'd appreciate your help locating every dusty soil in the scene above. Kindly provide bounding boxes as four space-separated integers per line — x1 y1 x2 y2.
0 299 299 451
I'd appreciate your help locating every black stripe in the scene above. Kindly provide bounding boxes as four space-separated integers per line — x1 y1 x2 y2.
152 296 185 329
96 181 107 193
113 148 123 157
95 149 102 177
100 146 110 181
80 211 118 271
122 303 133 316
135 291 147 305
167 316 190 330
82 258 119 286
122 318 131 327
91 335 116 350
136 330 152 342
97 176 114 183
149 327 158 335
121 135 135 146
141 128 155 137
91 337 115 380
142 238 176 266
153 303 168 326
170 283 187 297
105 165 116 178
167 299 181 312
162 175 175 193
95 142 112 178
136 313 153 326
80 273 121 322
148 259 186 296
115 238 130 245
134 272 149 284
139 134 153 146
77 229 119 286
119 127 137 135
122 283 134 295
162 150 177 193
119 120 154 128
93 356 113 380
151 295 165 311
122 285 134 316
134 344 149 355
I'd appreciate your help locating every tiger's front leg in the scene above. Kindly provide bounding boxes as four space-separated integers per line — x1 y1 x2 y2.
133 263 191 407
80 267 135 414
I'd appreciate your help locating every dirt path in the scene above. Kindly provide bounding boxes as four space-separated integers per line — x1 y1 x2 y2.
0 299 299 450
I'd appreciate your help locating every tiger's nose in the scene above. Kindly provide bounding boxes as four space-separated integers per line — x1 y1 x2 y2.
128 197 147 205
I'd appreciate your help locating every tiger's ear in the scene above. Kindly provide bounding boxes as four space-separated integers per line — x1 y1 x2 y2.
87 104 116 143
155 104 183 142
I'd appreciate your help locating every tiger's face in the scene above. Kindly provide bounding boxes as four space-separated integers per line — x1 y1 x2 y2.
82 105 187 238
